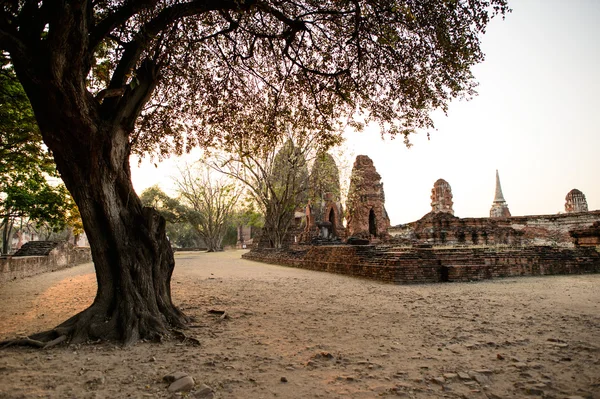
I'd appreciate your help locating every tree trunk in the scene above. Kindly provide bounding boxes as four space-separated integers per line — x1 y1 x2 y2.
4 9 188 344
1 217 13 255
35 129 189 344
18 91 189 344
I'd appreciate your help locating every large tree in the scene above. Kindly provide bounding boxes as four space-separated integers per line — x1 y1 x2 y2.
0 1 509 344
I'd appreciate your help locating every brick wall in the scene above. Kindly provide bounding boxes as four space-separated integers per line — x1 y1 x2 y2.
0 246 92 284
242 245 600 284
389 210 600 247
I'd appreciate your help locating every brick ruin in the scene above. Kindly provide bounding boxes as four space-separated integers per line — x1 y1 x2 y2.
570 221 600 247
565 189 588 213
246 156 599 284
345 155 390 240
431 179 454 215
243 245 600 284
1 241 92 283
302 151 346 242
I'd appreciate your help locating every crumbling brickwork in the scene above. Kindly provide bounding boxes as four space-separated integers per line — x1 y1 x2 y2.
565 189 588 213
243 245 600 284
389 211 600 247
345 155 390 240
303 152 346 242
431 179 454 215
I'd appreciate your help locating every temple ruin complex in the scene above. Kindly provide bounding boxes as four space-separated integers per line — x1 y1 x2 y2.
246 155 600 284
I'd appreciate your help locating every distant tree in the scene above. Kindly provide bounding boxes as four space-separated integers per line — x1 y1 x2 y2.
140 186 204 248
141 170 241 252
213 134 315 249
0 1 508 344
175 164 241 252
0 61 72 253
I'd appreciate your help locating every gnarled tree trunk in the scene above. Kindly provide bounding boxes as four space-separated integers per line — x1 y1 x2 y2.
7 37 189 344
33 122 188 345
32 117 188 344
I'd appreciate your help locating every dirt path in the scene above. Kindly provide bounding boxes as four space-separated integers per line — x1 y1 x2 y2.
0 251 599 398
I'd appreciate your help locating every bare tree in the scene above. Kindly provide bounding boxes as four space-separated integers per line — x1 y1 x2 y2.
212 131 319 249
175 164 241 252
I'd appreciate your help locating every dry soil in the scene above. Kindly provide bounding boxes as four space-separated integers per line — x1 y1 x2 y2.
0 250 599 399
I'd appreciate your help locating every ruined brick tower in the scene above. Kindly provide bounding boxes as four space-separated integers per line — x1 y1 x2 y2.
346 155 390 239
565 189 588 213
490 170 511 218
303 152 346 241
431 179 454 215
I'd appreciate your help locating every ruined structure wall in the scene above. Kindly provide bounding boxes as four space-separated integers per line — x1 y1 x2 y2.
0 246 92 283
389 211 600 247
243 246 600 284
506 211 600 246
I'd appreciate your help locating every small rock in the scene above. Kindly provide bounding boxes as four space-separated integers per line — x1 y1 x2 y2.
163 371 188 383
85 373 105 386
532 383 546 388
280 376 288 383
513 362 528 369
469 372 490 386
443 373 458 380
431 377 445 385
522 386 544 395
168 376 195 392
475 369 493 375
458 372 471 380
547 342 568 348
496 354 505 360
195 384 214 399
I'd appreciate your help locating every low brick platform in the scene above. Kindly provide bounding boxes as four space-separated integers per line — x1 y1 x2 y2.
0 243 92 284
242 245 600 284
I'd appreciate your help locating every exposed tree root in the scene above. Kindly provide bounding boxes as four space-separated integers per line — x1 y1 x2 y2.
1 336 46 349
1 301 190 349
0 334 67 349
171 329 201 347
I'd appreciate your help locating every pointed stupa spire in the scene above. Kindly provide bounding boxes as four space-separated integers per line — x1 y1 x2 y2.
493 169 506 203
490 170 511 218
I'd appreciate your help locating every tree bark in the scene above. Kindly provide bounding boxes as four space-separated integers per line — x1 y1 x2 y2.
13 75 188 346
1 1 192 345
32 125 188 345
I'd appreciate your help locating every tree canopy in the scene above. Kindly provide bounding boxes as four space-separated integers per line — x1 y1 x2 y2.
1 1 509 158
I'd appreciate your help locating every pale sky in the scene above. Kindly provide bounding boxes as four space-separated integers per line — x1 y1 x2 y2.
132 1 600 225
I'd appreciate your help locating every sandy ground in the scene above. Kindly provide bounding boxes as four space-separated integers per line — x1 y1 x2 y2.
0 250 599 399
